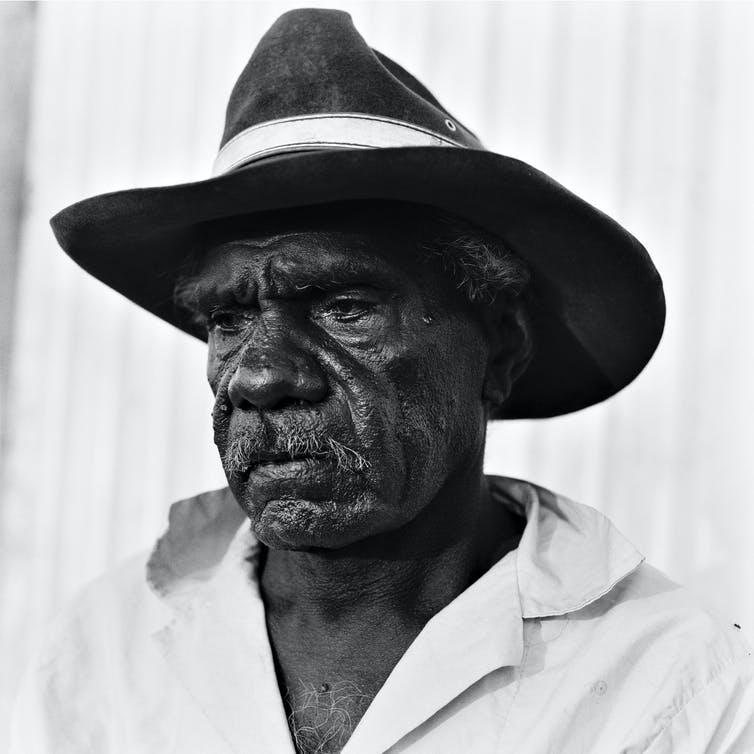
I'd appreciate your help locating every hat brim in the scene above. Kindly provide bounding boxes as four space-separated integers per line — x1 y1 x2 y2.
50 146 665 419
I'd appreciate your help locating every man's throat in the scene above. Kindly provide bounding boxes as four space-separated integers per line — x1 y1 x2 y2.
259 476 523 753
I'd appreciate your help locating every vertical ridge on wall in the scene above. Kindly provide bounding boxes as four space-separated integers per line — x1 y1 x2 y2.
0 2 36 451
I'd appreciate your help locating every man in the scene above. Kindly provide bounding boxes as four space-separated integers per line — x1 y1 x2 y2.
11 8 753 753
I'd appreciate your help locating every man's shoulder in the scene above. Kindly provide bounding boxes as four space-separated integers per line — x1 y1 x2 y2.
581 560 752 667
30 549 163 674
510 514 754 752
565 563 754 749
495 475 749 654
499 476 753 710
33 487 240 666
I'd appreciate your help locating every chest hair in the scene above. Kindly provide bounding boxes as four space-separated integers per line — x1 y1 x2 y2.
285 679 374 754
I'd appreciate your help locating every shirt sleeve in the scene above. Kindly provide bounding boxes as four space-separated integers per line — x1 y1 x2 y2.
644 653 754 753
7 554 155 754
8 634 103 754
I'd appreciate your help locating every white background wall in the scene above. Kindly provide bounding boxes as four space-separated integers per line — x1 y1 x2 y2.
2 1 753 746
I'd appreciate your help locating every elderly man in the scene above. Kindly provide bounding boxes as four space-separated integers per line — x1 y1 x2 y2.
12 8 753 754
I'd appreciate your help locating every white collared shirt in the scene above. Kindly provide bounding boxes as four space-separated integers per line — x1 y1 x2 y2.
11 477 754 753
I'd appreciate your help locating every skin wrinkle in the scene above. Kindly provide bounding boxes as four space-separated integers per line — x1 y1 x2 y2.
177 204 530 754
179 237 402 323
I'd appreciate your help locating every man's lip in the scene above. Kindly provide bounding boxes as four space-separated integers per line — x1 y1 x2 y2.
250 453 321 467
245 455 333 479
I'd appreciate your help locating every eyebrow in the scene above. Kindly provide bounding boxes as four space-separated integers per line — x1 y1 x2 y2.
268 256 400 293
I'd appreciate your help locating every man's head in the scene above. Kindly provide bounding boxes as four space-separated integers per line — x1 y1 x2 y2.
175 202 531 550
52 9 665 428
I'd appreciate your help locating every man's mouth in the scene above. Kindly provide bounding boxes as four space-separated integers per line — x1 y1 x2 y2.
240 453 336 484
250 451 320 468
223 424 371 479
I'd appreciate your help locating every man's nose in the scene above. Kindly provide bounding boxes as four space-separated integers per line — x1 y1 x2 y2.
226 347 328 410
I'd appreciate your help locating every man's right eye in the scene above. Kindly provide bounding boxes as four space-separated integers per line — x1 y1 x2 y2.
207 309 251 334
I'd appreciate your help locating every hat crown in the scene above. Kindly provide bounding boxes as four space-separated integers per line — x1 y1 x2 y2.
221 8 480 150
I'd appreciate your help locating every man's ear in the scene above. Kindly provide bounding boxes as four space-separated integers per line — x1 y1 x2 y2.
482 304 533 411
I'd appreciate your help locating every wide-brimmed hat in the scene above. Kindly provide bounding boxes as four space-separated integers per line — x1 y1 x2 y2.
50 8 665 419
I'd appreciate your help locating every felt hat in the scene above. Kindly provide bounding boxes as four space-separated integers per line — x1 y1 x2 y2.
50 8 665 419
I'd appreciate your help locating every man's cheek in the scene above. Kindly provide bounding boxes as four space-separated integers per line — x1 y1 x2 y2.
209 370 237 452
385 340 450 416
395 357 482 471
327 373 405 503
206 337 232 392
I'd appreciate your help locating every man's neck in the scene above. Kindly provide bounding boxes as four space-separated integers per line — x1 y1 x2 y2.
259 468 524 753
261 468 507 620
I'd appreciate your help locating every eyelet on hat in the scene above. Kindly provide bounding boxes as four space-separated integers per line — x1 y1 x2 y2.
445 118 457 132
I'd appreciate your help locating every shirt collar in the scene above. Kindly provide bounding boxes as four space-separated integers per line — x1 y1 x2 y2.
487 476 645 618
146 486 249 607
146 476 644 621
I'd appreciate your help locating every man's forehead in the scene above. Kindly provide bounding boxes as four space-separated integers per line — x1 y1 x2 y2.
191 228 409 301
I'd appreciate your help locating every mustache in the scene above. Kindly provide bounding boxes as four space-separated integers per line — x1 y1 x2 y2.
223 419 371 477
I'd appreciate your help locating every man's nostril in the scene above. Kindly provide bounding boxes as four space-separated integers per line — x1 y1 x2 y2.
227 361 327 411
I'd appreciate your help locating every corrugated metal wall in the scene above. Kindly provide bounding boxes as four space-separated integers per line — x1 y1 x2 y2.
2 1 753 745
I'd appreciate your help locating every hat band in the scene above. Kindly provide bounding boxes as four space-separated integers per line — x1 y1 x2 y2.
212 113 476 176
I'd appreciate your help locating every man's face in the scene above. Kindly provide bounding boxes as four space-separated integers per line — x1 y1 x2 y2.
189 208 492 550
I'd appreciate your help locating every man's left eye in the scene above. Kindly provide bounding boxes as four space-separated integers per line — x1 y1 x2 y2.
324 298 375 322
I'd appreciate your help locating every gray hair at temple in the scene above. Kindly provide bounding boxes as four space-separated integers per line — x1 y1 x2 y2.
419 211 531 305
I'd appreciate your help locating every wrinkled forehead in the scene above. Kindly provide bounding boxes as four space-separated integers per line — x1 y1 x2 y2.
198 231 404 294
190 204 441 299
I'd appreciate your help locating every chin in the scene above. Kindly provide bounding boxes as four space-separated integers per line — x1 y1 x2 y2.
248 497 355 549
227 463 394 550
247 494 395 550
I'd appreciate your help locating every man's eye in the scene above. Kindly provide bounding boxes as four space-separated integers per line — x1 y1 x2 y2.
324 298 375 322
207 309 250 333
